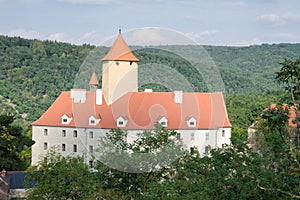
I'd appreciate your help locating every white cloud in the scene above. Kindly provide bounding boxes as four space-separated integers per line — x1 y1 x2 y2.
232 38 263 46
257 12 300 26
256 13 283 26
0 28 45 39
48 32 69 41
185 30 217 42
57 0 108 5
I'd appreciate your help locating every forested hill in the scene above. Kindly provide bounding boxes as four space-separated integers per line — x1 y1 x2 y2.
0 35 300 123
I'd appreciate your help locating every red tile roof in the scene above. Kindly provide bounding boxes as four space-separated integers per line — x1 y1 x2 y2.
89 72 98 85
32 91 231 130
102 34 139 62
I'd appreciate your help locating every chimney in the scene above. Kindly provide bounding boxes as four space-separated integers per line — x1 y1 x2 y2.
96 89 102 105
174 90 183 103
144 88 153 92
71 89 86 103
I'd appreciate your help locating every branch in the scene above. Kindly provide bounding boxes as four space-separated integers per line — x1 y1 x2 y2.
257 184 300 199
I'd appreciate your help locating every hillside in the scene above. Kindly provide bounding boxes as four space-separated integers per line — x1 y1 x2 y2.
0 35 299 128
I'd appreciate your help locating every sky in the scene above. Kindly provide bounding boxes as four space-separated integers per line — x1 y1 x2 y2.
0 0 300 46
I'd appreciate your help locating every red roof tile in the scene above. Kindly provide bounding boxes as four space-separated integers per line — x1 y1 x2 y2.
32 91 231 130
102 34 139 62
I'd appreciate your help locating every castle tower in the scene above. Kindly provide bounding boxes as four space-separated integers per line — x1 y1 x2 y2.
89 72 99 92
101 31 139 105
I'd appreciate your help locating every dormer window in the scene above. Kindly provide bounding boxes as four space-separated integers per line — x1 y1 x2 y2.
117 116 128 127
186 117 196 127
61 114 72 125
89 115 101 126
158 116 168 127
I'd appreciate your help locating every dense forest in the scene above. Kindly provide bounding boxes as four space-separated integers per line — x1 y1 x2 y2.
1 35 299 134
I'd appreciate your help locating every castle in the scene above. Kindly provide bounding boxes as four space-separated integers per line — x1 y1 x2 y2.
31 32 231 167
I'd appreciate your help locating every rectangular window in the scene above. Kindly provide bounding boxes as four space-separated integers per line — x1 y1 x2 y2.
191 132 195 140
89 160 93 168
160 121 166 126
73 130 77 138
44 142 48 150
62 130 66 137
89 145 93 153
118 121 124 125
63 118 68 123
90 120 95 124
222 130 225 137
44 129 48 136
62 144 66 151
176 133 181 140
190 121 195 126
89 131 93 139
205 146 211 154
73 144 77 152
205 132 209 140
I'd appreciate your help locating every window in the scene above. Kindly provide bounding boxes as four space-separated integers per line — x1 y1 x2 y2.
222 130 225 137
44 142 48 150
89 145 93 153
63 118 67 123
191 132 195 140
89 160 93 168
190 147 195 154
73 130 78 138
62 130 66 137
73 144 77 152
205 146 211 154
186 117 196 127
117 116 127 127
159 117 168 127
62 144 66 151
176 133 181 140
89 116 100 126
44 129 48 136
205 132 209 140
89 131 93 139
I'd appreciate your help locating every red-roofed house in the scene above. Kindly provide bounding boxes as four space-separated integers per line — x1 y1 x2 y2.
31 32 231 166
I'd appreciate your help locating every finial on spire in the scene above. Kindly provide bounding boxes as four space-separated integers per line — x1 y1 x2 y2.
119 25 121 34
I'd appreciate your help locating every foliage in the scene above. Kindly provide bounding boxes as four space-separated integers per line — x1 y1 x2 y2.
95 124 186 198
0 114 34 170
25 149 96 200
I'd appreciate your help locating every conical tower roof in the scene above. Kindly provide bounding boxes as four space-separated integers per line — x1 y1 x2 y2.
102 33 139 62
89 72 99 85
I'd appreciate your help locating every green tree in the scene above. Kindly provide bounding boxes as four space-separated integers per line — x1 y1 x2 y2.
0 114 34 170
25 149 97 200
95 124 185 199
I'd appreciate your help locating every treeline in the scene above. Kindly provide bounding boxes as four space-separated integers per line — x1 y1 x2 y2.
1 35 299 129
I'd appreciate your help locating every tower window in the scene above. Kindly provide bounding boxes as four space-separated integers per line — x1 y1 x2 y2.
62 144 66 151
89 145 93 153
89 160 93 168
73 144 77 152
130 61 133 66
44 129 48 136
44 142 48 150
222 130 225 137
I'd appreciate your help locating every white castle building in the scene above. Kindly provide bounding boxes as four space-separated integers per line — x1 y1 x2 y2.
31 32 231 166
